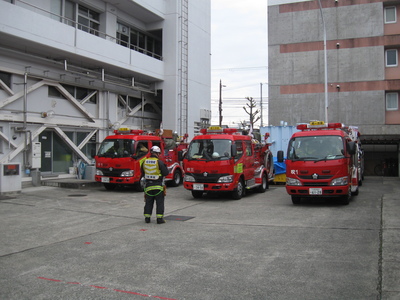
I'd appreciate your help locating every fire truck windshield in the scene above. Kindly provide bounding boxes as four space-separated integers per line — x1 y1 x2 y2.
97 139 134 158
187 139 232 161
287 136 345 161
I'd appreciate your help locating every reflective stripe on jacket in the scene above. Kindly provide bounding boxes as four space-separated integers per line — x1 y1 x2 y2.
143 157 161 180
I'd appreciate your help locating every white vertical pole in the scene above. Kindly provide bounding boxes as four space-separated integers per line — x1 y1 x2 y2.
318 0 329 123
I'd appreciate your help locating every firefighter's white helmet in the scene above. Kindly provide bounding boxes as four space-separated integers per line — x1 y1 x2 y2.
151 145 161 153
212 152 220 158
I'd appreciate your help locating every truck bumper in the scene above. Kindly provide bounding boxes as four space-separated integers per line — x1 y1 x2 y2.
286 185 350 197
95 175 138 185
183 182 236 192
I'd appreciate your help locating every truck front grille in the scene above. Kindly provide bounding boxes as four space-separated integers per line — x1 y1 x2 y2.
303 182 329 186
99 168 130 177
192 173 229 183
299 175 333 180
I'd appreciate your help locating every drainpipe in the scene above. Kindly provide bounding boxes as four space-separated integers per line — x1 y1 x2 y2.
23 73 31 171
13 72 32 172
141 92 144 130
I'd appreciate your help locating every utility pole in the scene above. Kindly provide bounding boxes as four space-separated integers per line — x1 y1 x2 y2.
219 80 226 126
260 83 263 127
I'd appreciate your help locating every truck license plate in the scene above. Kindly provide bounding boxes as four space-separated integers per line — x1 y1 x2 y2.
101 177 110 183
193 183 204 191
309 188 322 195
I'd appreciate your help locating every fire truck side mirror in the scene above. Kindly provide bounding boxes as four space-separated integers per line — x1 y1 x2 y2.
277 150 284 163
347 141 356 155
178 150 185 161
231 144 237 157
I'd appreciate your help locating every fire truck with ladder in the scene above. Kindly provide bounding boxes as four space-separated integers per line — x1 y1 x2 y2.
277 121 363 205
95 128 187 191
182 126 274 200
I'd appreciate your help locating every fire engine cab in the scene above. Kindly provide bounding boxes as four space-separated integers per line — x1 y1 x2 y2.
183 126 274 200
277 121 361 205
95 128 187 191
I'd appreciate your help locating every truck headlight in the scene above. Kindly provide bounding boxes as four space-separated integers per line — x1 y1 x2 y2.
121 170 134 177
331 176 348 186
218 175 233 183
184 174 195 182
286 177 301 186
96 169 103 176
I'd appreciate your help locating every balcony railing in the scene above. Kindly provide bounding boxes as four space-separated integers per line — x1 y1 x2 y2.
13 0 163 61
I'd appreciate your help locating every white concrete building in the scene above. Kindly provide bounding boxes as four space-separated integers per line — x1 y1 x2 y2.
0 0 211 178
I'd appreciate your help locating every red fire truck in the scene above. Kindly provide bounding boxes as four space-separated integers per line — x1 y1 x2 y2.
95 128 187 191
277 121 361 205
182 126 274 200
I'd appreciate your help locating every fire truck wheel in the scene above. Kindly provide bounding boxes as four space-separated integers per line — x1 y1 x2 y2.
191 190 203 199
340 189 351 205
257 173 268 193
232 179 244 200
291 196 301 205
104 183 117 190
169 170 182 187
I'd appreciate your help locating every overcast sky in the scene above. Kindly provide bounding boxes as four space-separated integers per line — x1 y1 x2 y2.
210 0 268 128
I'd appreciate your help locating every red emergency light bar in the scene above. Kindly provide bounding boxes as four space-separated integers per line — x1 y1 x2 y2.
114 129 144 135
200 127 238 135
297 122 343 131
223 128 238 134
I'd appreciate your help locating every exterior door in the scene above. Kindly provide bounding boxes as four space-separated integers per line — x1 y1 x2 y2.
39 131 52 173
39 130 73 174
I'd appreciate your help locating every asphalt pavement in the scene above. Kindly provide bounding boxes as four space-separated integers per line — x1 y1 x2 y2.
0 176 399 300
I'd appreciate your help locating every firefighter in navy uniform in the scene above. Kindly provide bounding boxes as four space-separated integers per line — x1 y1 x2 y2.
142 145 169 224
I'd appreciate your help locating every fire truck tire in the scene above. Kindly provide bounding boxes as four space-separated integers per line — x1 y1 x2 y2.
232 179 244 200
257 173 268 193
291 196 301 205
340 189 351 205
169 170 182 187
191 190 203 199
104 183 117 190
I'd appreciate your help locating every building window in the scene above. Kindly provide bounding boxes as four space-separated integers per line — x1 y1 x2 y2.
77 5 99 36
128 96 142 108
116 22 162 60
48 85 97 104
386 93 399 111
0 71 12 90
55 1 99 36
64 0 75 26
117 23 129 47
384 7 397 24
386 49 398 67
77 131 97 160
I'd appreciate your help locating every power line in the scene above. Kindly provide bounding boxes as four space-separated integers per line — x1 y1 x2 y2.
212 66 268 71
211 97 268 101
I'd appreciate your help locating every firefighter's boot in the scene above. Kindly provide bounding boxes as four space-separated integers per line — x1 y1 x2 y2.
157 218 166 224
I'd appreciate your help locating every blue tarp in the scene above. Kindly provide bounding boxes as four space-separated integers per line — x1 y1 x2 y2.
273 157 286 175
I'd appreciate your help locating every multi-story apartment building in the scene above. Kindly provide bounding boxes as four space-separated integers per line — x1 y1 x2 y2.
0 0 211 178
268 0 400 176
